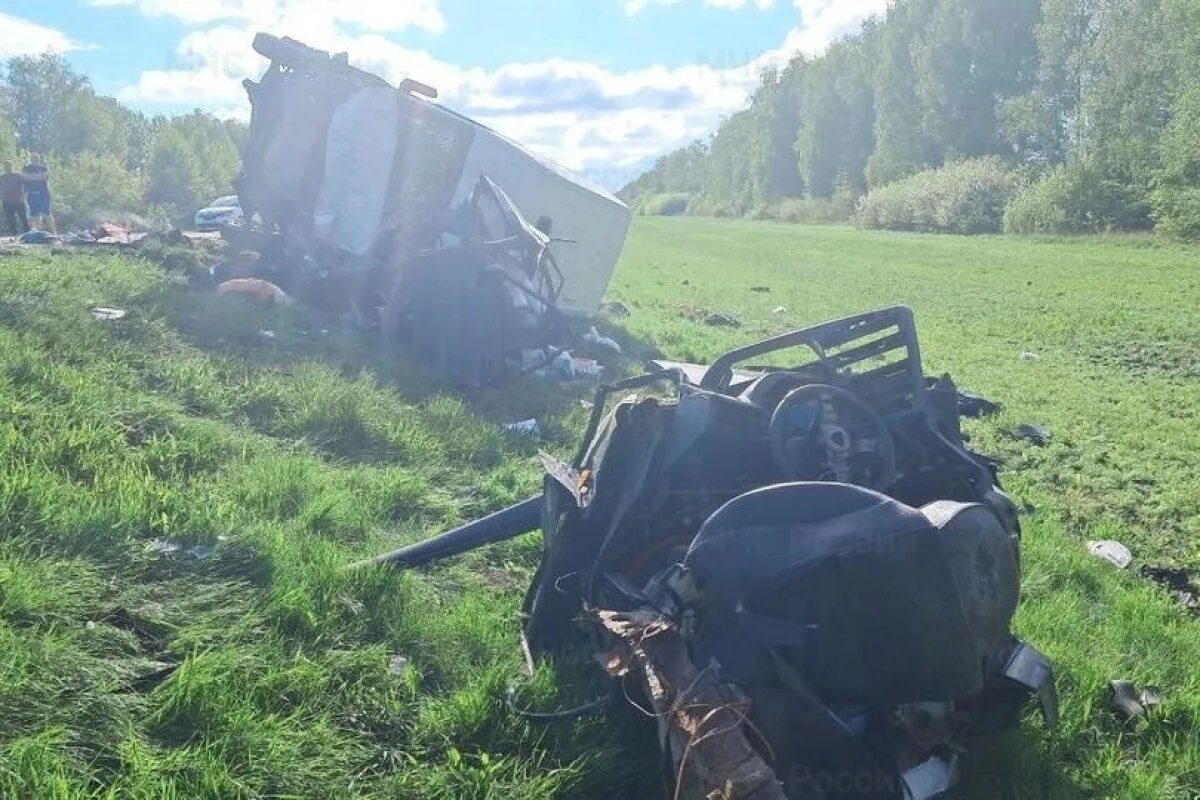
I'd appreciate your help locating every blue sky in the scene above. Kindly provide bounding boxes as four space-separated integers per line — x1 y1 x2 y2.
1 0 888 187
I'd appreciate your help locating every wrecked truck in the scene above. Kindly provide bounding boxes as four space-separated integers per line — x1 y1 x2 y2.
232 34 632 384
360 307 1057 799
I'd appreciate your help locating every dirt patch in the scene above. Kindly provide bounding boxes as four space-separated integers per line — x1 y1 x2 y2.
1141 566 1200 615
1086 338 1200 380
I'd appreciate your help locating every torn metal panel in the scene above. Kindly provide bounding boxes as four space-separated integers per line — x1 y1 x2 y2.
239 34 630 317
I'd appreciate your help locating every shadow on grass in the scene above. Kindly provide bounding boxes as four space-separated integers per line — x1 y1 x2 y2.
958 725 1093 799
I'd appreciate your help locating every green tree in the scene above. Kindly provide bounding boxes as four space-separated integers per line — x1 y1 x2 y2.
146 129 203 214
2 54 88 154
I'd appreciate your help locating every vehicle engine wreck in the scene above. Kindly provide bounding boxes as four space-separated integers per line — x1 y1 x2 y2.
362 306 1057 799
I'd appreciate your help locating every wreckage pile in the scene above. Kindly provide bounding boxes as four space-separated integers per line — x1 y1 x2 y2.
362 307 1057 800
217 34 632 387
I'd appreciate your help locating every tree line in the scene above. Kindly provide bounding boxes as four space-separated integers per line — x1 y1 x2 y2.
620 0 1200 238
0 54 246 230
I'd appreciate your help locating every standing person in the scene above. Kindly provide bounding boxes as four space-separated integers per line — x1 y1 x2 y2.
0 163 28 236
21 155 55 234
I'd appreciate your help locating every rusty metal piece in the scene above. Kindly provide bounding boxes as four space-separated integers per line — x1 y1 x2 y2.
594 609 787 800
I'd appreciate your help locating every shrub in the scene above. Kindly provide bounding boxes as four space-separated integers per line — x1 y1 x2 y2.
686 196 738 218
856 157 1018 234
51 152 146 230
1148 87 1200 239
638 192 691 216
777 187 858 225
1150 187 1200 239
1003 160 1150 235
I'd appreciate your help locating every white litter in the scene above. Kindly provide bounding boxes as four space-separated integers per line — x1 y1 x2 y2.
90 307 127 321
583 326 622 355
504 419 541 438
147 539 182 556
1087 540 1133 569
186 545 216 560
1019 351 1040 363
772 306 787 315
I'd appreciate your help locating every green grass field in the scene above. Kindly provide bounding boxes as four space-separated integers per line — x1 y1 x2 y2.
1 218 1199 798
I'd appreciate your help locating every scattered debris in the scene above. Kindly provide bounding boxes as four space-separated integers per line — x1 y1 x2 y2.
185 544 216 560
257 329 276 340
599 300 631 318
958 390 1002 418
93 222 132 244
147 539 182 556
703 311 741 327
1108 679 1163 721
217 278 290 305
182 230 221 244
63 222 151 248
17 229 57 245
503 419 541 438
147 539 218 560
1012 423 1051 445
90 307 127 321
1087 539 1133 569
388 654 409 675
772 305 787 314
543 351 602 381
582 326 621 355
1019 350 1041 363
749 285 771 293
359 306 1056 799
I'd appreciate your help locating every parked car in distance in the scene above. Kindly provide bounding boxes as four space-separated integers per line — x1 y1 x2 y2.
194 195 243 232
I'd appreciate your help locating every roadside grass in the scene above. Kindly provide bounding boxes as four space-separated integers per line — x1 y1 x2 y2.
0 219 1197 797
0 247 647 798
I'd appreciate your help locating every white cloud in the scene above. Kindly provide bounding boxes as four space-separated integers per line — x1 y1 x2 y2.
786 0 889 55
0 13 82 57
624 0 773 14
104 0 887 187
89 0 447 34
114 23 762 184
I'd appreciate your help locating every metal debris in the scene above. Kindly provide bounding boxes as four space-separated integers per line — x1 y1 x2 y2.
1108 679 1163 721
703 311 741 327
1012 423 1051 445
957 390 1002 418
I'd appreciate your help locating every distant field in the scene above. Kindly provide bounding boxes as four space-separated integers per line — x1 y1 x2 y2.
0 219 1198 798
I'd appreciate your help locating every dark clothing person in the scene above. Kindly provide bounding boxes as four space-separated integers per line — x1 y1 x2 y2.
0 170 28 235
21 163 50 218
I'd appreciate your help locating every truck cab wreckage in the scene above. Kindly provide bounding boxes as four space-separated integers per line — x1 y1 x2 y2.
362 306 1057 799
231 34 632 387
